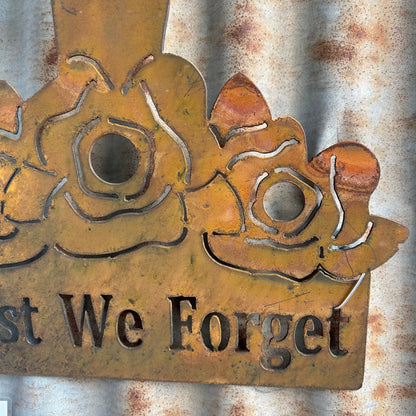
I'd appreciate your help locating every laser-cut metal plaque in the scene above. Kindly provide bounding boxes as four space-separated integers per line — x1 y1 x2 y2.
0 0 408 389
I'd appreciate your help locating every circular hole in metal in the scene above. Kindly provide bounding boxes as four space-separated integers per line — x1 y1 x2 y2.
90 134 139 184
263 181 305 221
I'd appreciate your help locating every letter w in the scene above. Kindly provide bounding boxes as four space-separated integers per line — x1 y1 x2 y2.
59 294 112 347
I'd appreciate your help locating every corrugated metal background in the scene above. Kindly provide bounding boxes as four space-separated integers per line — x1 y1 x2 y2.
0 0 414 414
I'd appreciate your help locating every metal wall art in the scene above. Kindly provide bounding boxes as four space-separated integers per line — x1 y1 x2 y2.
0 0 408 388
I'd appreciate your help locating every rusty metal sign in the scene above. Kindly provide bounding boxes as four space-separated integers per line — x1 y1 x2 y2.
0 0 408 389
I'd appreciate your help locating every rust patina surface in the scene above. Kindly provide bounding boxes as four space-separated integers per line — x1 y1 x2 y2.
0 0 408 389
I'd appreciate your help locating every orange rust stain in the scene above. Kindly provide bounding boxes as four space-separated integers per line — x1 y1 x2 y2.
397 114 416 130
342 110 369 132
227 20 262 54
370 22 388 46
313 40 356 62
347 23 368 41
230 402 252 416
45 38 58 67
293 400 310 415
391 385 416 400
347 22 388 48
235 3 248 12
367 312 386 361
170 21 189 45
41 38 58 84
393 334 416 353
335 391 361 416
372 383 416 401
373 382 388 399
226 3 264 57
368 340 384 359
126 385 150 416
229 21 252 44
368 312 385 336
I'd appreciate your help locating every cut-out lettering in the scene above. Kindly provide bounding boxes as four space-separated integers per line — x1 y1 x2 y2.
294 315 323 355
201 312 230 352
117 309 143 349
260 314 292 371
21 297 42 346
234 312 260 352
0 306 19 344
169 296 197 350
327 307 349 357
59 294 112 348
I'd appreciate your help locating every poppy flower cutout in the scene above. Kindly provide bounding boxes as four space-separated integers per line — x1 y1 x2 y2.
0 0 241 263
23 0 225 259
202 73 408 282
0 81 58 267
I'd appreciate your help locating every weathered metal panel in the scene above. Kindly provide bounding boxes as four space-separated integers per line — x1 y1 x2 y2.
0 0 414 414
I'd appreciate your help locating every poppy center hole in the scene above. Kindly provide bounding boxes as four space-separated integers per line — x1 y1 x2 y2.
263 182 305 221
90 134 139 184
